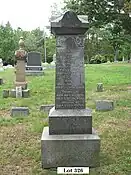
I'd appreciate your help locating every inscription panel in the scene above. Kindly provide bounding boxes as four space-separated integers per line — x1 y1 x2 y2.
55 35 85 109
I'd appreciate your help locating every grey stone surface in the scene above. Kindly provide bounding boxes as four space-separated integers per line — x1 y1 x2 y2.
55 35 85 109
10 89 30 98
27 52 42 66
26 52 43 76
16 86 22 98
41 11 100 169
49 107 92 134
10 89 16 98
51 11 89 35
40 104 54 112
41 127 100 168
11 107 29 117
22 89 30 98
0 78 3 85
97 83 103 92
3 89 9 98
96 100 114 111
25 70 44 76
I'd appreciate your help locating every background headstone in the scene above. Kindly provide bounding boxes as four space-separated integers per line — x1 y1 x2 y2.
96 100 114 111
25 51 43 75
11 107 29 117
15 37 27 89
97 83 103 92
27 52 41 66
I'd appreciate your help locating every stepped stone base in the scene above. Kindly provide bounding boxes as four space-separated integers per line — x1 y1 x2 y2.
25 66 44 76
49 107 92 135
10 89 30 98
41 127 100 168
15 81 27 89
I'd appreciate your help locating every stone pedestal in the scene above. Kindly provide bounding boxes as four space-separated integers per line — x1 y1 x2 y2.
15 56 27 89
41 11 100 169
41 127 100 168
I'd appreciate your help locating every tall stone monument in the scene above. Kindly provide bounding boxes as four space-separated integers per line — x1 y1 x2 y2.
15 37 27 89
41 11 100 168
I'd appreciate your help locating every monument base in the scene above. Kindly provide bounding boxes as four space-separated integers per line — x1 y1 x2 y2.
41 127 100 168
10 89 30 98
15 81 27 89
25 66 44 76
25 70 44 76
49 107 92 134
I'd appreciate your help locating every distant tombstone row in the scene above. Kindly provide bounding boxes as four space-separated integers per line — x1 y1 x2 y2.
25 51 44 76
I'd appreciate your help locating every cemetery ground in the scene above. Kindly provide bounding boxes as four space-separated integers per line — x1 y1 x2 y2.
0 63 131 175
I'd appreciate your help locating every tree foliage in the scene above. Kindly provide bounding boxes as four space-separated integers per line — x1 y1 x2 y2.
0 24 56 65
64 0 131 62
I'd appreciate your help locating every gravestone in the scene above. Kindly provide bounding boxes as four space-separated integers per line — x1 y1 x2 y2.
41 11 100 168
11 107 29 117
9 37 30 98
96 100 114 111
15 37 27 89
25 51 43 75
97 83 103 92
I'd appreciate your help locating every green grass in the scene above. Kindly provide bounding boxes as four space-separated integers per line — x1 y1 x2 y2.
0 63 131 175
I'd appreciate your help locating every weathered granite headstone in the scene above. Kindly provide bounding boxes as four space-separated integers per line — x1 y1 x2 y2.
96 100 114 111
97 83 103 92
11 107 29 117
0 78 3 85
3 89 9 98
25 51 43 75
41 11 100 168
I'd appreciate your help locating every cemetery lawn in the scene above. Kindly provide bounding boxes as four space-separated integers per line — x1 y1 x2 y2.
0 62 131 175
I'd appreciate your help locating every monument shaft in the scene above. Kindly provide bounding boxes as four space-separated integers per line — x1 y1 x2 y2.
55 35 85 109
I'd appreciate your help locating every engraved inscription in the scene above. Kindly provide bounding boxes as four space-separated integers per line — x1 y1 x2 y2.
55 35 85 109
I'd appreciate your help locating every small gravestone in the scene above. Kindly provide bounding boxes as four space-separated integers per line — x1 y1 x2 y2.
96 100 114 111
11 107 29 117
16 86 22 98
41 11 100 169
3 90 9 98
25 52 44 76
40 104 54 113
97 83 103 92
0 78 3 85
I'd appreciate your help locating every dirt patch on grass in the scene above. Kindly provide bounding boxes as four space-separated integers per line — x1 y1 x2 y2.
0 110 11 119
0 124 42 175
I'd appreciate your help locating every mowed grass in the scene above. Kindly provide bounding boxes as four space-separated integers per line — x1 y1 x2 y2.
0 63 131 175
